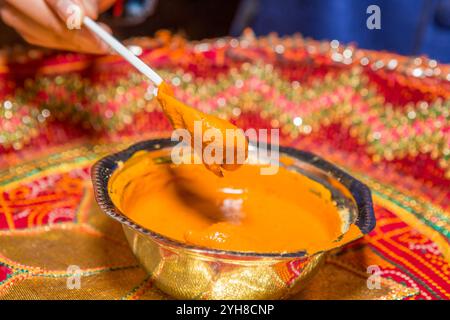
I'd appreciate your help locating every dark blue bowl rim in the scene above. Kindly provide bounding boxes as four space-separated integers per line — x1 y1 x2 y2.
91 138 376 259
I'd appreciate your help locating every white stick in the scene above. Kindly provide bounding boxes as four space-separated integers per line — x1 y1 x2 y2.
83 17 163 86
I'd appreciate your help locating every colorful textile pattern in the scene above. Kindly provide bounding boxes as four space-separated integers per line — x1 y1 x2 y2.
0 31 449 300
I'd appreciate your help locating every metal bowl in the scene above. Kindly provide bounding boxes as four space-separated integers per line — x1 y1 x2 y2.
91 138 375 299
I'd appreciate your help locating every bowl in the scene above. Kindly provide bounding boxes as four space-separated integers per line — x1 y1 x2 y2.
91 138 375 299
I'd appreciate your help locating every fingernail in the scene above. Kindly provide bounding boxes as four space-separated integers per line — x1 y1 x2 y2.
57 0 83 30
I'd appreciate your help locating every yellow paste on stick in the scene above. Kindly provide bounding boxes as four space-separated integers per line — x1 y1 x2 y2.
156 82 248 177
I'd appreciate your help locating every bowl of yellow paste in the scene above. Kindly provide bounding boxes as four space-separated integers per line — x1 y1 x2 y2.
91 138 375 299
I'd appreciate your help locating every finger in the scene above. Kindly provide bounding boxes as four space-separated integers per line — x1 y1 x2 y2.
92 22 114 53
68 29 110 54
5 0 64 33
97 21 111 34
69 21 111 53
81 0 98 19
1 4 107 54
20 28 70 50
0 5 75 50
0 4 62 45
46 0 110 53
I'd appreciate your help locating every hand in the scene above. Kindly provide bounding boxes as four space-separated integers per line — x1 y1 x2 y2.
0 0 116 54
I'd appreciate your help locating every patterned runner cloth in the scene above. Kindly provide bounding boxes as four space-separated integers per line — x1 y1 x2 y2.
0 31 449 300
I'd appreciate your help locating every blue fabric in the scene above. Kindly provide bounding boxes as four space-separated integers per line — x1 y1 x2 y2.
245 0 450 62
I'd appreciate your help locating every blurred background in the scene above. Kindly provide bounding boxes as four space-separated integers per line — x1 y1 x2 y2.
1 0 449 62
